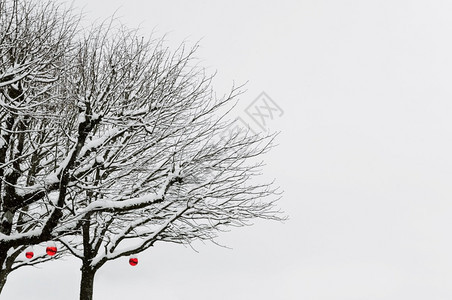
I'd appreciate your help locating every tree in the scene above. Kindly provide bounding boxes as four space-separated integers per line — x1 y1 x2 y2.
55 20 282 300
0 0 284 298
0 0 81 292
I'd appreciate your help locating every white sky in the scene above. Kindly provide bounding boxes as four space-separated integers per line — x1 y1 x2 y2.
3 0 452 299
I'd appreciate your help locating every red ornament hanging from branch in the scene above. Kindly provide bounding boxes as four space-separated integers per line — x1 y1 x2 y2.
25 246 34 259
129 257 138 266
46 242 57 256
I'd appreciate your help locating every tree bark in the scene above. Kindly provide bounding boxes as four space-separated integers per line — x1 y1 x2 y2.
0 269 8 295
79 263 97 300
0 245 21 295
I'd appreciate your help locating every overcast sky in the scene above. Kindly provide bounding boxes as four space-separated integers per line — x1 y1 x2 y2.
3 0 452 299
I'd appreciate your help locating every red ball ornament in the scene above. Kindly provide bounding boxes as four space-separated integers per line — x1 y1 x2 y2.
46 246 57 256
25 251 34 259
129 258 138 266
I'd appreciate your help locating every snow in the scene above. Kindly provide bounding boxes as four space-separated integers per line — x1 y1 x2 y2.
0 228 43 242
92 113 102 121
77 112 86 124
122 106 148 117
81 191 164 213
4 167 12 176
14 147 75 197
95 155 104 164
79 128 119 157
47 192 59 206
0 69 30 87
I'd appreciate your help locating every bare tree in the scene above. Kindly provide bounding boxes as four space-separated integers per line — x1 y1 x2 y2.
0 0 81 292
46 21 283 300
0 1 284 298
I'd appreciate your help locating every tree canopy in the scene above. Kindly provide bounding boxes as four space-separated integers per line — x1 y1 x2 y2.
0 0 284 298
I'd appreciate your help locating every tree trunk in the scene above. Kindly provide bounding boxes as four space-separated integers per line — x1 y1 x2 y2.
79 263 97 300
0 269 8 295
0 245 18 295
